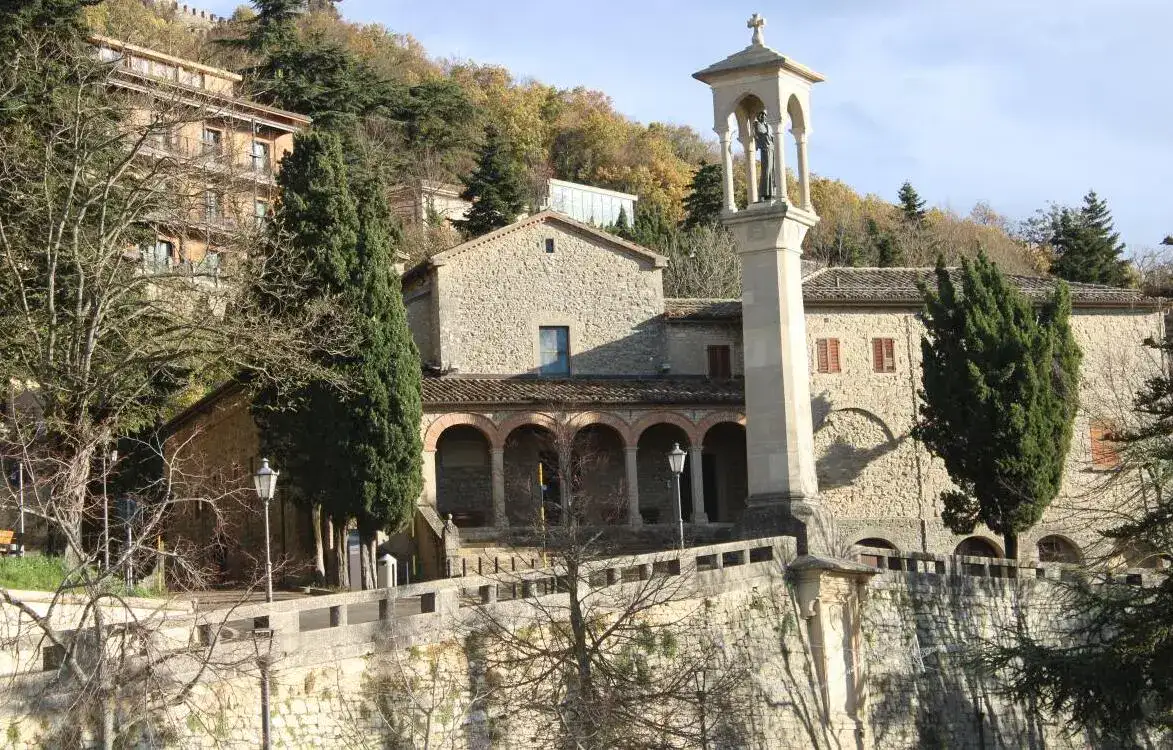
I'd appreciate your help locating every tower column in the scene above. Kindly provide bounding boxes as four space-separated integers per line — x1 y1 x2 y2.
795 129 811 210
689 445 707 524
717 130 736 212
624 447 642 525
741 135 759 204
773 116 788 205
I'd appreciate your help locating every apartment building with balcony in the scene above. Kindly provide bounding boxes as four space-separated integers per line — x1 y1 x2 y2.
94 35 310 275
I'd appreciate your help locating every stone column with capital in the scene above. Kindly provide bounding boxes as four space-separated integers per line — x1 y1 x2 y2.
717 131 736 212
689 446 707 523
772 117 788 205
490 448 507 528
742 135 759 204
624 446 642 525
794 129 811 210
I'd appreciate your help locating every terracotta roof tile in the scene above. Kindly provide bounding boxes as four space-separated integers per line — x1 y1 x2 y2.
665 267 1161 321
422 377 743 407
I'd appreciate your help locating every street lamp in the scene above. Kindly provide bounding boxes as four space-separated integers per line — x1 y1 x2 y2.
252 458 279 604
252 458 279 750
693 668 709 750
667 443 687 551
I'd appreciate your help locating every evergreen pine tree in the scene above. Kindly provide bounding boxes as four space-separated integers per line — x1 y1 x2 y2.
982 335 1173 741
915 253 1082 558
630 201 676 251
681 163 723 230
897 180 927 224
609 205 631 239
454 125 527 238
867 218 903 267
1050 190 1132 287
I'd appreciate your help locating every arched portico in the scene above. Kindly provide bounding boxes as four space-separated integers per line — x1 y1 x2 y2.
571 424 627 524
701 421 748 522
502 422 565 526
434 424 493 527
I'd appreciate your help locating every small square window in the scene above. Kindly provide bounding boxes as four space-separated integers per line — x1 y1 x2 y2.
544 238 555 254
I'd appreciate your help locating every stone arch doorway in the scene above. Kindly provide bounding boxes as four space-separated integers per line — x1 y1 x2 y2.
503 424 563 526
636 422 692 525
435 425 492 527
1037 535 1081 564
701 422 747 523
571 425 627 525
955 536 1002 559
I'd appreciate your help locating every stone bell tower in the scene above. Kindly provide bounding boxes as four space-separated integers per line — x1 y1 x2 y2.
693 14 830 552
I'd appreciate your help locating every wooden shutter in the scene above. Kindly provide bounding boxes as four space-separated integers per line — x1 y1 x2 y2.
873 338 895 373
707 345 731 379
817 339 840 374
1090 421 1120 470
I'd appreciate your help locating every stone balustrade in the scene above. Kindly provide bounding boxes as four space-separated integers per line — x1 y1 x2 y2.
852 544 1159 584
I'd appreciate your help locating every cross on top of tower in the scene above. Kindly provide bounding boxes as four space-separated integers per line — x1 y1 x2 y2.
747 13 766 46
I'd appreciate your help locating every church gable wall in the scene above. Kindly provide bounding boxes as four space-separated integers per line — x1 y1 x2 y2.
433 220 665 376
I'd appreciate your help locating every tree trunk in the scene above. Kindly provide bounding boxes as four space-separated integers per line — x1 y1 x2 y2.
311 503 325 583
1004 533 1019 561
359 537 371 591
333 521 349 589
324 514 336 584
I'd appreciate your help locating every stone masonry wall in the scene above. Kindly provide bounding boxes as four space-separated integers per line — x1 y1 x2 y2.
0 563 1133 749
433 218 666 376
805 305 1166 558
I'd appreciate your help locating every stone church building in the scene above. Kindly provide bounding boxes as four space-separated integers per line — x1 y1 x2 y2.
163 17 1166 582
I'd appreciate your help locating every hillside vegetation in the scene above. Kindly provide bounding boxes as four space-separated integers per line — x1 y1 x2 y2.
87 0 1097 286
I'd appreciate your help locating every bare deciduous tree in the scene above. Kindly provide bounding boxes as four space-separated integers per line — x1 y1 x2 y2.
0 25 348 748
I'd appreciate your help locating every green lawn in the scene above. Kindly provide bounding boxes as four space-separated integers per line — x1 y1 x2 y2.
0 555 164 597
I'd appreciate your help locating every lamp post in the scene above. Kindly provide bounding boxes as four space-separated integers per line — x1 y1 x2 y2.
694 668 708 750
668 443 687 551
252 458 279 604
252 458 279 750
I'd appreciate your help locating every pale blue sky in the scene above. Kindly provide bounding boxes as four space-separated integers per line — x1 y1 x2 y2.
201 1 1172 249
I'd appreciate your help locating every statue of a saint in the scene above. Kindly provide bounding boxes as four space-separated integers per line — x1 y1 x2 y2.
753 111 775 201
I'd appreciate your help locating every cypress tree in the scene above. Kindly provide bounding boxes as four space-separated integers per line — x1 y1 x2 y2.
346 171 423 583
681 163 724 230
915 253 1082 558
1050 190 1131 287
897 180 927 224
454 125 527 238
251 131 359 585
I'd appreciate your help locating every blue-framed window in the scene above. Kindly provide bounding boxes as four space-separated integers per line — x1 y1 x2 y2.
539 326 570 376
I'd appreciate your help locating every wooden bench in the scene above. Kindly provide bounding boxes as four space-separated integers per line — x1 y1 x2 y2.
0 529 22 556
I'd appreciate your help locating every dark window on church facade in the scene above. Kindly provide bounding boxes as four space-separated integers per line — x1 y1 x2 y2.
544 238 555 253
539 326 570 376
707 345 732 379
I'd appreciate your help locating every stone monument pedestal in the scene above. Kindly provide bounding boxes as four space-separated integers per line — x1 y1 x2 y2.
737 494 836 556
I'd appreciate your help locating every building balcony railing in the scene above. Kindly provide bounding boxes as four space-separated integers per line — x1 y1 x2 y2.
139 135 276 184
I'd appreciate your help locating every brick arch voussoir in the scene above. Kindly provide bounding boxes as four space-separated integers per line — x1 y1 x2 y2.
496 412 567 449
695 411 747 442
567 412 634 448
423 413 499 452
631 411 699 446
